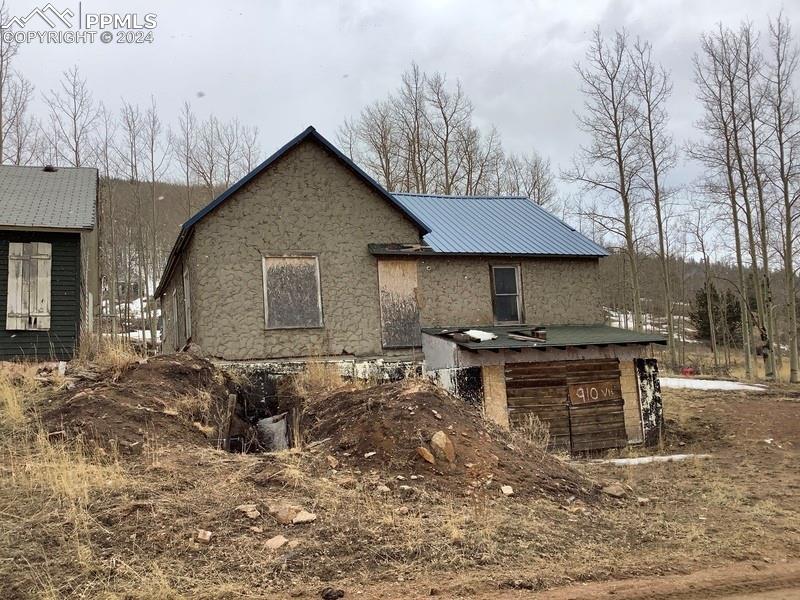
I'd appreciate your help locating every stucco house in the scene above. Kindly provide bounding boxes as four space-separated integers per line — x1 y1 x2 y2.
156 126 665 452
0 165 99 361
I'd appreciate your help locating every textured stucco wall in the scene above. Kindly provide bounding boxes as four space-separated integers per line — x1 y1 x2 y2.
417 256 603 327
181 139 422 360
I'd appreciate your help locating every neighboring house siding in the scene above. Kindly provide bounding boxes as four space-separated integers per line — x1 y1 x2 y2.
185 139 421 360
417 256 603 327
0 230 81 360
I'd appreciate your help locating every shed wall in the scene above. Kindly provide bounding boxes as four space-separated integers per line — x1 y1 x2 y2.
0 230 81 360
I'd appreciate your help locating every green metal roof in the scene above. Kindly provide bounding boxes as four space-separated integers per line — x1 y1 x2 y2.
420 324 667 351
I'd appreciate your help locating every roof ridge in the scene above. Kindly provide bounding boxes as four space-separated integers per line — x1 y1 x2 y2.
0 164 97 171
392 192 530 200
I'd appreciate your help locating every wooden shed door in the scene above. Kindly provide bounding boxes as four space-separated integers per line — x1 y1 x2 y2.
377 259 421 348
505 359 627 453
505 362 572 450
566 360 627 452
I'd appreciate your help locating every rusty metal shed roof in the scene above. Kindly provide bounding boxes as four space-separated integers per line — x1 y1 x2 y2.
0 165 97 231
392 193 608 257
422 325 666 351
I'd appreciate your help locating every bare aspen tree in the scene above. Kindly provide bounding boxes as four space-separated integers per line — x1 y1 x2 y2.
690 207 720 368
739 23 777 379
190 115 220 201
693 33 753 378
766 14 800 382
630 38 678 364
425 72 470 194
171 101 197 216
216 118 240 188
238 124 260 174
144 97 168 346
93 104 119 337
1 72 33 163
358 99 401 189
0 0 20 162
567 28 644 331
460 125 502 195
393 63 434 193
506 151 557 207
44 66 99 167
117 101 150 351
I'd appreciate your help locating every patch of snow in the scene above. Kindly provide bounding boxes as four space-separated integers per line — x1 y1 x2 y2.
464 329 498 342
660 377 767 392
588 454 712 465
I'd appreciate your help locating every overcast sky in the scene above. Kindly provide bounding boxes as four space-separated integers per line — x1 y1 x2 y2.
9 0 800 194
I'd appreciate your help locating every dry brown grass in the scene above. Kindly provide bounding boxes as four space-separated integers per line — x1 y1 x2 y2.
290 361 347 397
5 429 126 507
0 372 26 429
77 333 140 377
0 362 39 430
1 374 798 598
509 413 551 452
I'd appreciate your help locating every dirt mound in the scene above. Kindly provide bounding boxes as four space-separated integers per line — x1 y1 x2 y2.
302 380 597 501
41 354 240 454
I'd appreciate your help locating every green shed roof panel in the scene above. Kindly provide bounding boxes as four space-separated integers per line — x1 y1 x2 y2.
421 324 667 351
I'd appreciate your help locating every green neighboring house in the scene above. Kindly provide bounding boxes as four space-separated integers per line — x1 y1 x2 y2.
0 165 99 361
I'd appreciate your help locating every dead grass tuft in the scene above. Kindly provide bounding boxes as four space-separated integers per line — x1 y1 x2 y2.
510 413 551 452
6 429 126 507
0 362 40 430
77 333 139 377
0 372 26 429
290 361 347 397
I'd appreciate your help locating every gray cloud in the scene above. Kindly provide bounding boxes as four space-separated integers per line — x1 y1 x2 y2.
10 0 800 192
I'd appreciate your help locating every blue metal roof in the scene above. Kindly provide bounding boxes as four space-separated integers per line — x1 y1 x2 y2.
392 193 608 257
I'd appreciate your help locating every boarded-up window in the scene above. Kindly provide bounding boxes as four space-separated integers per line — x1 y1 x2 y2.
6 242 51 331
491 265 523 324
378 259 421 348
262 256 323 329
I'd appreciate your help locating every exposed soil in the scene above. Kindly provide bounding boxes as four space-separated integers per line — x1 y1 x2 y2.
300 380 597 502
2 367 799 599
39 354 241 452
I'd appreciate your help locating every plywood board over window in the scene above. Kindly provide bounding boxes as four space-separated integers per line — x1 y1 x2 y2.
262 256 323 329
6 242 51 331
377 259 421 348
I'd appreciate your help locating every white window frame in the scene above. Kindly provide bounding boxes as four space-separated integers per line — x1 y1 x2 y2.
490 264 524 325
262 255 324 330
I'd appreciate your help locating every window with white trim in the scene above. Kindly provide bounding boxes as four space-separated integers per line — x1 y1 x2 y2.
6 242 52 331
262 256 323 329
491 265 523 324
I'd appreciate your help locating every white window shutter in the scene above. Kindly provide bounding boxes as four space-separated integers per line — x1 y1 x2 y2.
28 242 52 331
6 242 29 330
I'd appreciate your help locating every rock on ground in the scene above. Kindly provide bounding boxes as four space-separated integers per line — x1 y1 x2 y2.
430 431 456 463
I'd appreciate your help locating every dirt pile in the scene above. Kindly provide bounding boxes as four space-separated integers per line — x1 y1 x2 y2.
301 380 597 501
40 354 242 453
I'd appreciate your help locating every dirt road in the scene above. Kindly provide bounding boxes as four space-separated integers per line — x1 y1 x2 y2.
518 561 800 600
